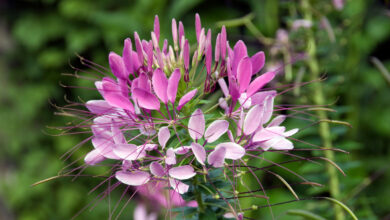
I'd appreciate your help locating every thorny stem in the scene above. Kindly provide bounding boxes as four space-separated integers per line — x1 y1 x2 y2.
301 0 345 220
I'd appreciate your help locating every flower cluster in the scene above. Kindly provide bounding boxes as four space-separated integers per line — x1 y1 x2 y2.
83 14 298 215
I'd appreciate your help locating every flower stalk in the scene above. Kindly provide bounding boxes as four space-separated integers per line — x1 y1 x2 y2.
301 0 345 219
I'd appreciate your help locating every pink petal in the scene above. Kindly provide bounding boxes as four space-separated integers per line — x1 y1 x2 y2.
205 29 212 74
250 51 265 75
86 100 115 114
167 69 181 104
178 21 185 46
154 15 160 42
204 120 229 143
243 105 263 135
237 57 252 93
183 40 190 70
173 146 191 155
150 162 165 177
284 128 299 137
165 148 176 165
220 26 227 60
169 178 189 194
133 88 161 110
246 71 276 97
268 115 286 127
142 144 158 151
191 142 206 165
122 38 133 76
84 149 105 165
109 52 126 79
232 40 248 76
214 33 220 62
172 19 178 45
158 126 170 149
113 143 145 160
215 142 245 160
260 137 293 151
207 147 226 168
92 137 119 159
134 204 147 220
102 78 134 112
217 78 229 98
262 95 275 124
253 126 285 142
251 90 277 105
115 170 150 186
152 68 168 103
111 123 126 144
177 89 197 111
134 32 144 64
195 13 202 42
168 165 196 180
188 108 205 140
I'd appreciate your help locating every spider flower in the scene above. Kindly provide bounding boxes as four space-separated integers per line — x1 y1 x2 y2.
81 13 299 217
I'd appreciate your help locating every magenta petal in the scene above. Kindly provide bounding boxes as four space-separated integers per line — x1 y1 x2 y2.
207 147 226 168
102 78 134 112
204 120 229 143
177 89 197 111
122 38 133 76
195 13 202 42
154 15 160 42
84 149 105 165
250 51 265 75
268 115 286 127
169 178 189 194
220 26 227 60
152 69 168 103
232 40 248 76
115 170 150 186
158 126 170 149
183 40 190 70
86 100 115 114
167 69 181 104
237 57 252 93
169 165 196 180
133 88 161 110
217 78 229 98
150 162 165 177
205 29 212 74
134 32 144 64
246 71 276 97
272 138 294 150
178 21 185 46
243 105 263 135
214 34 220 62
215 142 245 160
165 148 176 165
190 142 206 165
109 52 126 79
188 108 205 140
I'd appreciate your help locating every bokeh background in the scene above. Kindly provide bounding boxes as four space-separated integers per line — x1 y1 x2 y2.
1 0 389 219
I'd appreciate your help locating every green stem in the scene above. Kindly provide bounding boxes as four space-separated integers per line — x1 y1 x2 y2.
194 177 205 213
301 1 344 220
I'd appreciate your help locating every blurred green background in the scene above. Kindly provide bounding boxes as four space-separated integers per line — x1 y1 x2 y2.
1 0 389 219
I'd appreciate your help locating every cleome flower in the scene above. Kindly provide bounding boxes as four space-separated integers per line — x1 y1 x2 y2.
80 13 299 218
